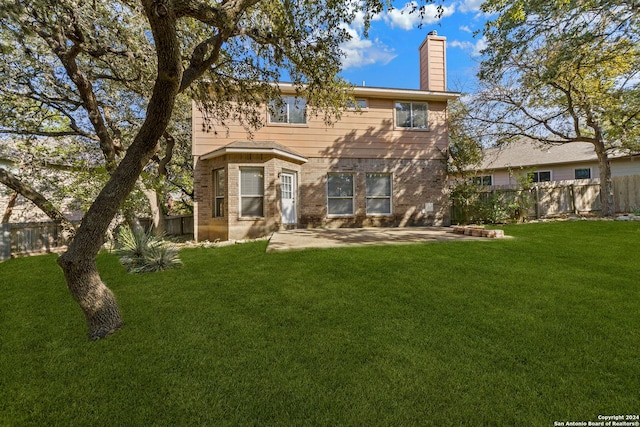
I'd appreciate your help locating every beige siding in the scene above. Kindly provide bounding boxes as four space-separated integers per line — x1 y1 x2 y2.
419 36 446 92
612 158 640 176
192 86 456 241
486 158 640 185
193 99 449 160
491 171 511 186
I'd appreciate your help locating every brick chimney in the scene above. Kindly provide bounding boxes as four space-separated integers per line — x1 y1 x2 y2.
419 31 447 92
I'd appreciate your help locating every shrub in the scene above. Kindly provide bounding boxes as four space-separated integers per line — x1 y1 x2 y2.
116 226 182 273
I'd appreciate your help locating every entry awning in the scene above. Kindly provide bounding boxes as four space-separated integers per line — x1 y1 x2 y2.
200 140 308 164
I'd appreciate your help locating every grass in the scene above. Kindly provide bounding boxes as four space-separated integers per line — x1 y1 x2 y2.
0 221 639 426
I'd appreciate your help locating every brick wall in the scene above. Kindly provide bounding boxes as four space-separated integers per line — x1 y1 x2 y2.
298 157 449 228
194 154 304 241
195 153 449 242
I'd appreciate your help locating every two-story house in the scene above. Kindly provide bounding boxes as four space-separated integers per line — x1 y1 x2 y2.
192 33 460 242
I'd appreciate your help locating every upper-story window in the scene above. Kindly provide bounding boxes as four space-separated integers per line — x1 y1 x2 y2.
395 101 428 129
269 96 307 124
347 99 368 110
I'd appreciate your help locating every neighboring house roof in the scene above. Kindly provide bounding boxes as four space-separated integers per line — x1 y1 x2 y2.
200 140 308 164
480 139 633 170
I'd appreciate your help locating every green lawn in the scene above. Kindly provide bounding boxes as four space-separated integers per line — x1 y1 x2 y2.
1 221 638 426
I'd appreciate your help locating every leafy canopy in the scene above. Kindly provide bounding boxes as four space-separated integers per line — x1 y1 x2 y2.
474 0 640 151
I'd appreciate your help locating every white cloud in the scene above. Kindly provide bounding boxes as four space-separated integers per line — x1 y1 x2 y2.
383 2 456 30
449 36 487 57
457 0 484 13
349 8 383 34
340 24 397 70
459 25 473 34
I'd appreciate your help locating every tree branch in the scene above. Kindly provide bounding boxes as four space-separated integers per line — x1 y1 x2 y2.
0 167 76 240
27 9 122 169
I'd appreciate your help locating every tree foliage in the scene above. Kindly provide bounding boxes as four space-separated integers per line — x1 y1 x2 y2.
446 99 483 177
0 0 445 339
470 0 640 216
0 0 191 226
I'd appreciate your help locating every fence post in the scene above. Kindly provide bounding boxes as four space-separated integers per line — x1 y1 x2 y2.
1 223 11 262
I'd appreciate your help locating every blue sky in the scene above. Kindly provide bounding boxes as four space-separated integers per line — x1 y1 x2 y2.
338 0 489 93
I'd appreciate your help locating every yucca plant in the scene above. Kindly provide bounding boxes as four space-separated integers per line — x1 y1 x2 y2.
129 243 183 273
116 225 182 273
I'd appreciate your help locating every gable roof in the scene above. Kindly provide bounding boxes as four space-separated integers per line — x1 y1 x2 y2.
200 140 308 164
480 139 632 170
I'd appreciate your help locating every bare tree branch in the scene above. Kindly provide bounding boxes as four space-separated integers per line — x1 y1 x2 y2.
0 167 76 239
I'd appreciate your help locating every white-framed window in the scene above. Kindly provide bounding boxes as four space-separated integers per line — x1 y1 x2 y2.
269 96 307 124
529 170 552 183
327 173 354 216
366 173 392 215
395 101 428 129
213 168 225 218
347 99 368 110
574 168 591 179
240 167 264 217
473 175 493 186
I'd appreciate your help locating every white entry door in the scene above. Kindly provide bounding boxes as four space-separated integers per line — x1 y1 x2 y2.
281 172 297 224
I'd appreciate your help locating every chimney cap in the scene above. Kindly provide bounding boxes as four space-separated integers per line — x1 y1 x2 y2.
427 30 438 36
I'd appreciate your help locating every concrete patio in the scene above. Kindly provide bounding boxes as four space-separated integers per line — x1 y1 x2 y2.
266 226 494 252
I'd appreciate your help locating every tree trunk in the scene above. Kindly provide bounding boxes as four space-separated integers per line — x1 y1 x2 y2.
59 257 124 339
57 2 182 339
2 191 18 223
143 186 166 236
593 140 615 217
124 207 145 235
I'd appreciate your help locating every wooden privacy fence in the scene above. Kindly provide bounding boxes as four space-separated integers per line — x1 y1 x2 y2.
613 174 640 213
164 215 194 236
451 175 640 223
0 221 70 262
139 215 194 236
1 215 194 262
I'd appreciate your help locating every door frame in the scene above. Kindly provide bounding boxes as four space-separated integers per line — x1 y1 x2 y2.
280 171 298 225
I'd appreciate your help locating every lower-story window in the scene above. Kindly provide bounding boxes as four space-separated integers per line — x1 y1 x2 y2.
240 167 264 217
574 168 591 179
473 175 493 186
327 173 354 216
366 173 392 215
529 170 552 183
213 168 225 217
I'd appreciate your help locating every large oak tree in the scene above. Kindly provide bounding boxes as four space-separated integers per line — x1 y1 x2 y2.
1 0 445 339
470 0 640 216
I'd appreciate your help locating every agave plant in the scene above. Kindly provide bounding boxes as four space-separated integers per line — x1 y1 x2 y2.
129 243 183 273
116 225 182 273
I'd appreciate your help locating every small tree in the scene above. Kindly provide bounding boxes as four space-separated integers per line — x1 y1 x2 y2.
446 99 485 224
